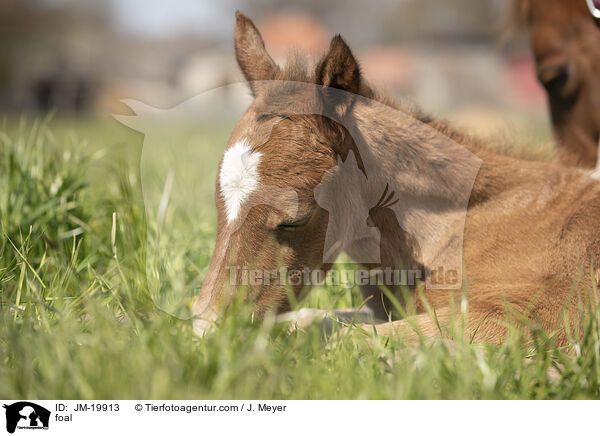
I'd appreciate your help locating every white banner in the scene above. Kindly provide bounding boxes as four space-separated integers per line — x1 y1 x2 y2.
0 400 595 435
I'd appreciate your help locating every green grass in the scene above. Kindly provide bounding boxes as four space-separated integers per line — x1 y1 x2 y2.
1 115 600 399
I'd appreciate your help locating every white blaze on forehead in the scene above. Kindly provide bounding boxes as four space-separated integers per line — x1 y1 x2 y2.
219 139 262 223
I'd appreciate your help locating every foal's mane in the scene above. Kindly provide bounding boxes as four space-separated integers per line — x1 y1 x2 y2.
271 49 554 163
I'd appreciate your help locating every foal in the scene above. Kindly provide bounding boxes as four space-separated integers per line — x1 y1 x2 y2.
511 0 600 168
193 12 600 346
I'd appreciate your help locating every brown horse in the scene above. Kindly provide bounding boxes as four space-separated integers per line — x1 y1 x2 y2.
193 12 600 346
511 0 600 168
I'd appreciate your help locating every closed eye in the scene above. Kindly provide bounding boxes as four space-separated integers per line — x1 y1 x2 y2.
276 214 312 231
257 113 288 122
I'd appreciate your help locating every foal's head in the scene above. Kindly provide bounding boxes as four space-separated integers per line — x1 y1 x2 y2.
193 13 372 333
514 0 600 167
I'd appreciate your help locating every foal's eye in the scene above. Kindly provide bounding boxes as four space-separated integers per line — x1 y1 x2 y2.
257 113 287 122
276 214 311 231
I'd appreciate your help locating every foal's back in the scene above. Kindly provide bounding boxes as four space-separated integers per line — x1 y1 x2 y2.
459 151 600 336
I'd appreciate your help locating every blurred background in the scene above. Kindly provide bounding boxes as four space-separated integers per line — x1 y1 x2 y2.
0 0 549 140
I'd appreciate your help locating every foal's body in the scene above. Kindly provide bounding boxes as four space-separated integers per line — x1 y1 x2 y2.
370 128 600 344
342 104 600 345
194 13 600 347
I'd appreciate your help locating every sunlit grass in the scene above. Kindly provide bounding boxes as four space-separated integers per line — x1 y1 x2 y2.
1 116 600 399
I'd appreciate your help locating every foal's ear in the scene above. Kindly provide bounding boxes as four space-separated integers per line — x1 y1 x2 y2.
234 12 280 95
315 35 362 116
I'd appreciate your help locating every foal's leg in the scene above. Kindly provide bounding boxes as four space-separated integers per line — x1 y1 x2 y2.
351 307 507 345
276 307 377 331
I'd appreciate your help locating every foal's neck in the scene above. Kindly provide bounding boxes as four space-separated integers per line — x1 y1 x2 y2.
352 103 483 206
349 103 485 281
352 101 556 209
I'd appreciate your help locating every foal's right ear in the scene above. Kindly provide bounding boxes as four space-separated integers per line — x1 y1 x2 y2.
234 12 280 95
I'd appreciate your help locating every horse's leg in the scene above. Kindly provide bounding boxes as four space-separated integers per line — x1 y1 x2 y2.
276 307 377 327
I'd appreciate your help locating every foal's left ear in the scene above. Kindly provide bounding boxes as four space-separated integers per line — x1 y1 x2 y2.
315 35 362 117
